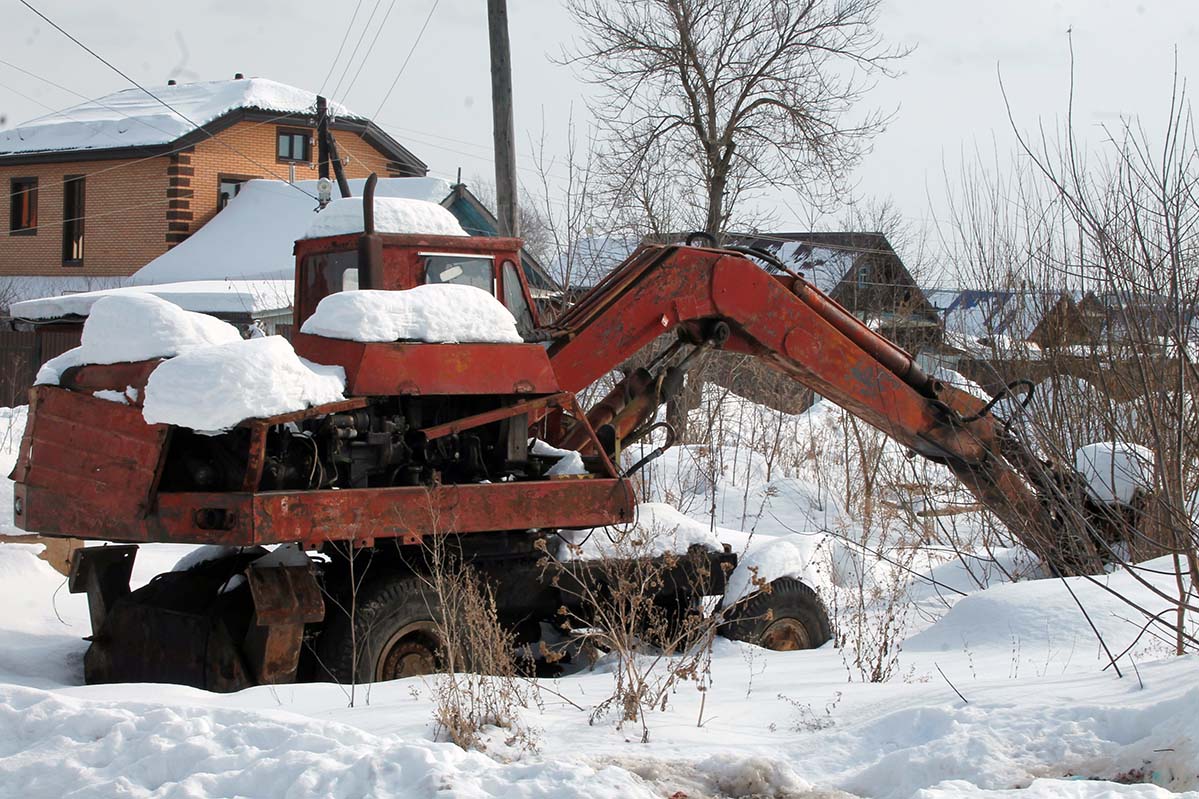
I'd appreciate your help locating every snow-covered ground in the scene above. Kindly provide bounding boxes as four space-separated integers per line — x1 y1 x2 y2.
0 391 1195 799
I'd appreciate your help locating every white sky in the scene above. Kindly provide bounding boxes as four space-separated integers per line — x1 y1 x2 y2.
1 0 1197 265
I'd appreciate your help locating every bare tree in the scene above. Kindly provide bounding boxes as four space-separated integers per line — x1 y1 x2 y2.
563 0 905 236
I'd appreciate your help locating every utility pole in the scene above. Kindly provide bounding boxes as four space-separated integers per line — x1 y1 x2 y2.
487 0 519 238
316 95 352 199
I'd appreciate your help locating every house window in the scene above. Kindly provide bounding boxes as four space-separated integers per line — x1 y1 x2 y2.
9 177 37 235
62 175 85 264
276 128 311 163
856 264 870 289
217 176 251 210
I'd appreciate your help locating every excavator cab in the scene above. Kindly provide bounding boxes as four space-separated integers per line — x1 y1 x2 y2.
290 219 538 340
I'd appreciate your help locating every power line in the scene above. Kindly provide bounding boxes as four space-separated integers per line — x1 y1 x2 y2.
340 0 399 105
17 0 316 200
329 0 383 102
372 0 440 119
318 0 365 96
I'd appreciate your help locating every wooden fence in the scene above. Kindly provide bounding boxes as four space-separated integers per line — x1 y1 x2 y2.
0 328 81 407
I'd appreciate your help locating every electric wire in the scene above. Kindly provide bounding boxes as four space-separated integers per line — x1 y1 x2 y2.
340 0 400 105
329 0 383 102
318 0 366 96
16 0 316 200
372 0 441 119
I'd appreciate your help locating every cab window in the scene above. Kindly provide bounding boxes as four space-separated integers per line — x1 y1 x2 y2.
423 254 494 293
501 260 535 335
300 250 359 320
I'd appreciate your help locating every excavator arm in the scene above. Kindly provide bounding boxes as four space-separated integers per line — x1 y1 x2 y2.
543 243 1112 575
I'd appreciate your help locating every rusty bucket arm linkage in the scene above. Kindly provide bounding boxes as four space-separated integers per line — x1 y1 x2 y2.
543 243 1094 573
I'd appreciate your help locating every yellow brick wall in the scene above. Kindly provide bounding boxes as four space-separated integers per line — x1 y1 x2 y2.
0 158 170 277
187 120 415 232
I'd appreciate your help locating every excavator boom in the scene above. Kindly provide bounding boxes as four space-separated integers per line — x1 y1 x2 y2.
544 243 1109 574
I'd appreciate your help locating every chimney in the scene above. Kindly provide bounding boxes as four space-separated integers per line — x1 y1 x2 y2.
167 79 177 86
234 72 245 80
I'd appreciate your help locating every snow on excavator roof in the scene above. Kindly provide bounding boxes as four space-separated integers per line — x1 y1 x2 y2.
300 286 522 344
301 196 468 239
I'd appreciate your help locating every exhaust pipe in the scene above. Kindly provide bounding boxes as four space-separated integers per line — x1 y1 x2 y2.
358 173 381 290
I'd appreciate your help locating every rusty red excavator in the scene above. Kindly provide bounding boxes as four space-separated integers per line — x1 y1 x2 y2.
10 178 1127 691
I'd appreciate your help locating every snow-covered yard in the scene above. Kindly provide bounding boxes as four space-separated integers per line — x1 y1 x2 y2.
0 394 1195 799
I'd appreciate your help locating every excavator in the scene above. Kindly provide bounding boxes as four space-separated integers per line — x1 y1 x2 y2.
9 177 1126 691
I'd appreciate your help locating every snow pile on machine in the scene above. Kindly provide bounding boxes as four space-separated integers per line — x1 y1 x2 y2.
301 285 523 343
302 196 468 239
35 293 242 384
35 294 343 431
33 283 527 431
141 337 345 430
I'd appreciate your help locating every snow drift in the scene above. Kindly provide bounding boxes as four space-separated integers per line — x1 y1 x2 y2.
300 286 524 344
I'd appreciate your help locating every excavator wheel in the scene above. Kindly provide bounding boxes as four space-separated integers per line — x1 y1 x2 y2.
720 577 831 652
316 571 448 684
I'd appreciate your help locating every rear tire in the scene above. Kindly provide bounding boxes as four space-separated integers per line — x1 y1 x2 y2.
720 577 831 651
316 571 447 684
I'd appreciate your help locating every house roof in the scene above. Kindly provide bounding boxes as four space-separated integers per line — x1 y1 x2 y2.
727 232 899 294
123 176 555 290
131 176 456 284
0 77 425 173
548 235 642 289
10 279 294 321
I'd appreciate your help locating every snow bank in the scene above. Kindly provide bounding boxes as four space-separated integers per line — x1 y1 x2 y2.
0 684 661 799
302 196 467 239
142 337 345 431
1075 442 1154 504
300 286 523 344
36 295 241 384
559 503 722 560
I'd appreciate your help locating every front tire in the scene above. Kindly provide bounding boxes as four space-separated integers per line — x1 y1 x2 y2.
720 577 831 651
316 571 447 684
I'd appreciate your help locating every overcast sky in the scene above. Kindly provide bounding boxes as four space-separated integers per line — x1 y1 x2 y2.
2 0 1197 266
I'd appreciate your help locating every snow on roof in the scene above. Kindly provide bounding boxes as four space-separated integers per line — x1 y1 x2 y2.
766 242 859 294
301 196 466 239
131 176 453 284
549 235 640 288
0 77 359 157
10 279 294 321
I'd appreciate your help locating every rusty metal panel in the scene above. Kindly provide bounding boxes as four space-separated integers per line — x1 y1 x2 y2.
15 386 168 536
246 564 325 626
293 335 560 396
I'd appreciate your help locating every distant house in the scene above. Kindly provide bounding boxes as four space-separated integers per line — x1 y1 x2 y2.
938 289 1100 358
0 75 425 305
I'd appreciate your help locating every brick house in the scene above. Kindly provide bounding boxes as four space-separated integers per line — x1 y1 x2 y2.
0 75 424 304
